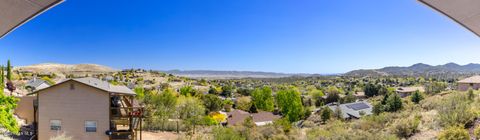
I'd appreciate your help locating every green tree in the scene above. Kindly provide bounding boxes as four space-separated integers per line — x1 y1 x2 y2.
201 94 224 113
235 96 252 111
276 87 304 122
175 95 205 134
386 93 402 112
0 66 3 89
364 83 379 97
0 80 19 134
251 86 274 112
320 107 332 123
180 86 196 96
149 88 177 130
6 60 11 81
411 90 424 104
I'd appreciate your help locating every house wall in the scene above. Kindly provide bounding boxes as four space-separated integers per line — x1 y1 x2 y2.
37 80 109 140
458 83 480 91
15 96 35 124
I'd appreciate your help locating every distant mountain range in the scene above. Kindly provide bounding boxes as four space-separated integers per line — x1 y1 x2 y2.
162 70 315 79
344 63 480 77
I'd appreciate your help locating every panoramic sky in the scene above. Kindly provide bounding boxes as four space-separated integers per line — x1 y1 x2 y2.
1 0 480 74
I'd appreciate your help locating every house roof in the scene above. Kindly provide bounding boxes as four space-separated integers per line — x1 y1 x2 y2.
458 75 480 84
227 110 280 126
0 0 63 38
396 87 425 93
30 77 136 95
25 78 49 88
419 0 480 37
327 101 373 119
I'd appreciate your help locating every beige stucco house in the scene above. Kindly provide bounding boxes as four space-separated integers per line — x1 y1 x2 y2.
27 77 143 140
458 75 480 91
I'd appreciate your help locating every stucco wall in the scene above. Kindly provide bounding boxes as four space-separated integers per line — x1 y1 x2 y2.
37 80 109 140
458 83 480 91
15 96 35 124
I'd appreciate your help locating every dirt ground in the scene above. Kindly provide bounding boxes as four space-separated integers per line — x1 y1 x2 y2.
139 131 179 140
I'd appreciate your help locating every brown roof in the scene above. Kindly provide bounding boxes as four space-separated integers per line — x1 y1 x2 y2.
396 87 425 93
227 110 280 126
227 110 251 126
419 0 480 37
252 111 281 122
0 0 63 38
458 75 480 84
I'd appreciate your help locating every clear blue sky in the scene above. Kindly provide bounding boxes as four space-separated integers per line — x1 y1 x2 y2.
1 0 480 74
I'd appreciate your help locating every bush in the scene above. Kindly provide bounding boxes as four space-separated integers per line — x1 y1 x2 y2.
474 126 480 139
212 126 245 140
438 126 470 140
392 117 420 138
438 93 476 127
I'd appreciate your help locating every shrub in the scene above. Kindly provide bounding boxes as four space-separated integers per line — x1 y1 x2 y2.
212 126 245 140
392 117 420 138
438 126 470 140
437 93 476 127
474 126 480 139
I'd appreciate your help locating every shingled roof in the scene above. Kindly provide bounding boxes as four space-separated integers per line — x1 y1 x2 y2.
30 77 136 95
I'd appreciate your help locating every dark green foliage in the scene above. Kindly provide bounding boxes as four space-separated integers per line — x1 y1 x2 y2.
411 90 424 104
385 93 402 112
364 83 380 97
6 60 11 81
321 107 332 123
201 94 224 113
325 92 340 104
208 86 219 95
221 85 234 97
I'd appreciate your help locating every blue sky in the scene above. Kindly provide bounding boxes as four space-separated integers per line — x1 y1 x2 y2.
1 0 480 74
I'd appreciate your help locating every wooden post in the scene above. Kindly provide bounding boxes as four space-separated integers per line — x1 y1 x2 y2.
140 116 142 140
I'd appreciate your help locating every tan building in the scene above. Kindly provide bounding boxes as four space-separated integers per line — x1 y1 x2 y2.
28 77 143 140
458 75 480 91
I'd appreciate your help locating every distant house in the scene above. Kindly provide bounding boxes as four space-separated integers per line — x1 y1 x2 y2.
227 110 281 126
24 77 143 140
396 87 425 98
25 77 51 92
354 92 366 99
327 101 373 119
458 75 480 91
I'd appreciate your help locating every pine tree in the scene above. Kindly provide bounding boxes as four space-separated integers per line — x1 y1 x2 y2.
321 107 332 123
0 66 3 89
411 90 424 104
6 60 11 81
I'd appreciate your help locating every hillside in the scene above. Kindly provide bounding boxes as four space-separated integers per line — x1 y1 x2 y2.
15 63 116 75
344 62 480 77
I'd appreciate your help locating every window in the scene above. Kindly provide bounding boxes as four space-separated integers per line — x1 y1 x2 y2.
70 83 75 90
50 120 61 131
85 121 97 132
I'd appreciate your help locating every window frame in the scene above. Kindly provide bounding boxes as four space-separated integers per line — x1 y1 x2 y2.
50 119 62 131
85 120 97 132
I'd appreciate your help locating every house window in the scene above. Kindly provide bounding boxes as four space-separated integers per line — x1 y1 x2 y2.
70 83 75 90
85 121 97 132
50 120 61 131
